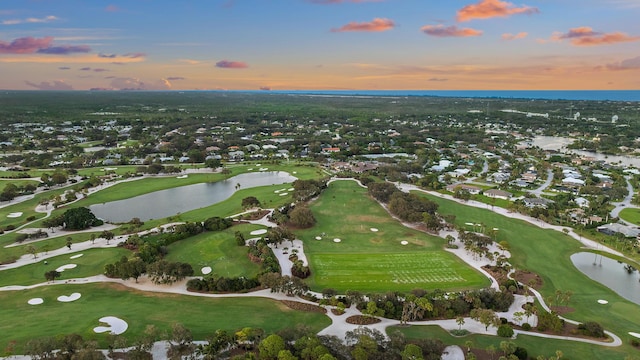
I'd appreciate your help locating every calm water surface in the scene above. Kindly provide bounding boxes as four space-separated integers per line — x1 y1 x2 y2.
571 252 640 305
90 171 296 222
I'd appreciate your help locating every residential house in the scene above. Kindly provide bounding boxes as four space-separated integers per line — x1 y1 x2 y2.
484 189 513 200
523 197 554 208
445 184 481 195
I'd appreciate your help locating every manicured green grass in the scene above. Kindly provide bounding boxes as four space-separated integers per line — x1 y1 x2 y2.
414 191 640 349
619 207 640 226
393 325 635 360
297 180 489 292
165 224 263 278
0 283 331 353
0 248 131 287
0 179 40 191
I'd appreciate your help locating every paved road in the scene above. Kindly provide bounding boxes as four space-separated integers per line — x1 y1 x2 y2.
611 175 638 224
528 168 554 196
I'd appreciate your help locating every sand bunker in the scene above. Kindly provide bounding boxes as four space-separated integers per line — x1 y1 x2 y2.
279 192 288 196
597 299 609 304
201 266 212 275
57 293 81 302
630 332 640 339
7 212 23 218
259 168 269 171
56 264 77 272
333 238 341 243
315 236 322 240
94 316 128 335
288 188 294 191
70 254 84 259
401 240 409 245
176 175 188 179
370 228 379 232
250 229 268 235
248 168 254 171
103 167 118 171
28 298 44 305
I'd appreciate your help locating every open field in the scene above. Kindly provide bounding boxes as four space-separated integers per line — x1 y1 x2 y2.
165 223 264 278
298 180 489 292
393 325 635 360
0 283 331 353
0 248 131 287
416 192 640 351
619 207 640 226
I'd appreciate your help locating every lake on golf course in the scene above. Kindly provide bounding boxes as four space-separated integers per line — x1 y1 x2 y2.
571 252 640 305
90 171 297 223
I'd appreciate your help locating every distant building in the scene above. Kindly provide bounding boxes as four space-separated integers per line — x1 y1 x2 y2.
484 189 513 200
523 197 554 208
597 223 640 238
446 184 481 195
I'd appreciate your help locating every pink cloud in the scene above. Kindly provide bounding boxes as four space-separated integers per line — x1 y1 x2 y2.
2 15 58 25
105 5 120 12
331 18 395 32
421 25 482 37
122 52 146 58
108 77 172 90
93 68 109 72
259 86 271 91
25 80 73 90
216 60 248 69
167 76 185 81
551 27 640 46
457 0 539 22
502 32 528 40
0 36 53 54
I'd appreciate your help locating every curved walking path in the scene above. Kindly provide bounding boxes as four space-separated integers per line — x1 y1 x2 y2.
0 177 625 355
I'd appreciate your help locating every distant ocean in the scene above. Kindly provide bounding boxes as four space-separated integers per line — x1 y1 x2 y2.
261 90 640 102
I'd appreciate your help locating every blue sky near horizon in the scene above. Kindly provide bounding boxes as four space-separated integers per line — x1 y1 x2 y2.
1 0 639 91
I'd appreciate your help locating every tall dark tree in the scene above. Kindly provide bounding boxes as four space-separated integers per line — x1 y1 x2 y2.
63 207 102 230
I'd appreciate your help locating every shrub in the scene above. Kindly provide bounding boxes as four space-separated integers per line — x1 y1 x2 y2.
497 324 514 338
26 215 36 221
521 323 531 331
577 321 605 338
513 347 528 360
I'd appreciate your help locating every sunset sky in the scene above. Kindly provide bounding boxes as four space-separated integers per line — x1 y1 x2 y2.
1 0 639 91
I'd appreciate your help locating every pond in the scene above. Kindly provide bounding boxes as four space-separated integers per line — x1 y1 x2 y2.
570 252 640 305
90 171 297 223
529 136 640 168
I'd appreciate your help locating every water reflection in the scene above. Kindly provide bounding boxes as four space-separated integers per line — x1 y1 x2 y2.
90 171 297 223
570 252 640 305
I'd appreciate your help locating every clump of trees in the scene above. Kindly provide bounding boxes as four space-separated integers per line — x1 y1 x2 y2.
292 179 327 202
62 207 103 230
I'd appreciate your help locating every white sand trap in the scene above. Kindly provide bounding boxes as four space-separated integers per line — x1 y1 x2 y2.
292 171 297 174
401 240 409 245
315 236 322 240
7 212 23 218
629 332 640 339
28 298 44 305
248 168 254 171
259 168 269 171
370 228 379 232
597 299 609 304
256 164 262 166
274 189 282 193
70 254 84 259
176 175 188 179
201 266 212 275
56 264 77 272
57 293 81 302
94 316 128 335
279 192 288 196
250 229 268 235
333 238 341 243
103 167 118 171
288 188 294 191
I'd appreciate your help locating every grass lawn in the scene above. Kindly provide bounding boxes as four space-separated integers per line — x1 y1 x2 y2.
165 224 264 278
297 180 489 293
0 283 331 354
414 191 640 350
619 207 640 226
0 247 131 287
0 179 40 191
393 325 635 360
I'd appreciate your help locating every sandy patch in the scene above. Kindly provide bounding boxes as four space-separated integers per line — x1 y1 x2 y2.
94 316 128 335
70 254 84 259
250 229 268 235
259 168 269 171
248 168 254 171
315 236 322 240
56 264 77 272
401 240 409 245
28 298 44 305
201 266 212 275
7 212 23 218
57 293 81 302
103 167 118 171
288 188 294 191
630 332 640 339
333 238 341 243
176 175 188 179
597 299 609 304
279 192 288 196
370 228 379 232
